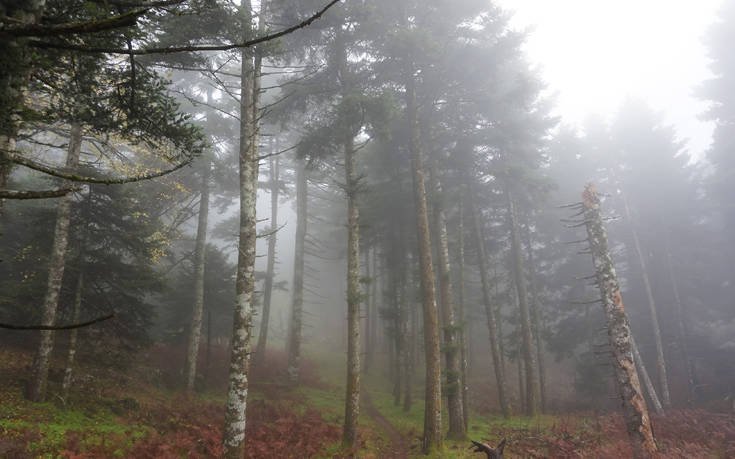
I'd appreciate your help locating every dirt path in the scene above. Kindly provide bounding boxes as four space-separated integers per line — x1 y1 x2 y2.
362 392 411 458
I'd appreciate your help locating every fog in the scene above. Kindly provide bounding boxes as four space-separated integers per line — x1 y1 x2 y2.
1 1 735 457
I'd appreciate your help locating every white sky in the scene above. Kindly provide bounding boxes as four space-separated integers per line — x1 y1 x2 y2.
495 0 723 159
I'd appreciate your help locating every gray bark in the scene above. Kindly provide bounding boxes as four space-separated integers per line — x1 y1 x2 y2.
524 223 547 413
631 335 665 416
406 68 442 453
28 122 82 402
621 194 671 408
223 4 258 455
185 163 210 393
287 158 307 384
61 271 83 398
581 184 657 458
457 199 469 429
255 155 278 366
507 191 539 416
430 165 465 438
469 193 510 418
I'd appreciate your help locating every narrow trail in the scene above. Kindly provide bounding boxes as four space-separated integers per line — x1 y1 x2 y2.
362 392 411 458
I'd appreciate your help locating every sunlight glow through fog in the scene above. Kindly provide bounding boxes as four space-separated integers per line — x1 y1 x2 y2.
496 0 723 159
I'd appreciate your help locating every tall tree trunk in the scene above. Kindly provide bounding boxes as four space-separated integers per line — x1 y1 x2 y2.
61 271 83 398
621 194 671 408
27 122 82 402
403 270 414 413
663 225 697 405
507 191 538 416
430 165 465 438
336 26 362 450
524 223 547 413
469 193 510 418
363 248 371 374
366 247 378 373
223 4 257 455
406 68 442 453
631 335 665 416
457 199 469 430
255 155 279 366
185 163 210 393
287 158 307 384
581 184 658 458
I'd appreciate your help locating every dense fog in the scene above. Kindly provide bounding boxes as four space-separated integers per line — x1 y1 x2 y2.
1 1 735 457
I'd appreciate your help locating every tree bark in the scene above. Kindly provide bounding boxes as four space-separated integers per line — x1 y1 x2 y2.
524 223 547 413
287 158 307 384
631 335 664 416
255 155 278 367
61 271 83 398
406 67 442 453
457 199 470 430
430 165 465 438
621 194 671 409
223 4 257 455
185 162 210 393
507 191 539 416
581 184 658 458
469 193 510 418
663 226 697 405
27 122 82 402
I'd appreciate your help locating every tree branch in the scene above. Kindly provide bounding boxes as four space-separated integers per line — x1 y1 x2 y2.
2 9 148 37
0 313 114 330
0 187 80 199
29 0 341 55
6 151 193 184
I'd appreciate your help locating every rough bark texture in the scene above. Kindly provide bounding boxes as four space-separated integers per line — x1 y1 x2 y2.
469 193 510 418
622 195 671 408
342 128 361 450
61 272 83 398
507 191 539 416
185 163 210 393
223 6 257 455
27 122 82 402
430 166 465 438
336 25 362 450
406 69 442 453
287 159 307 384
631 335 665 416
255 155 278 367
582 184 658 458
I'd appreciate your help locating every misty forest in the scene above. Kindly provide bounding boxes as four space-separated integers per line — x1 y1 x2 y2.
2 0 735 457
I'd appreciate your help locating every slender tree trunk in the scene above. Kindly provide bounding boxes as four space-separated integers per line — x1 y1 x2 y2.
255 155 279 366
507 191 538 416
336 26 362 450
430 165 465 438
403 270 415 413
457 199 469 430
631 335 665 416
364 248 371 374
469 193 510 418
366 247 378 373
342 131 361 449
61 271 83 398
517 355 526 414
223 5 257 455
621 195 671 409
663 225 697 405
406 68 442 453
185 163 210 393
287 159 307 384
27 122 82 402
581 184 657 458
205 309 212 389
524 223 547 413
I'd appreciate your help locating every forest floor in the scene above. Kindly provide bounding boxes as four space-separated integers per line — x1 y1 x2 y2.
1 345 735 458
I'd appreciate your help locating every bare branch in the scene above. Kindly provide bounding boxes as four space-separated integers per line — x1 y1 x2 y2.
0 313 114 330
0 187 80 199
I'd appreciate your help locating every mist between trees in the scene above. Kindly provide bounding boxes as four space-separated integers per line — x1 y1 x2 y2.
2 1 735 458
